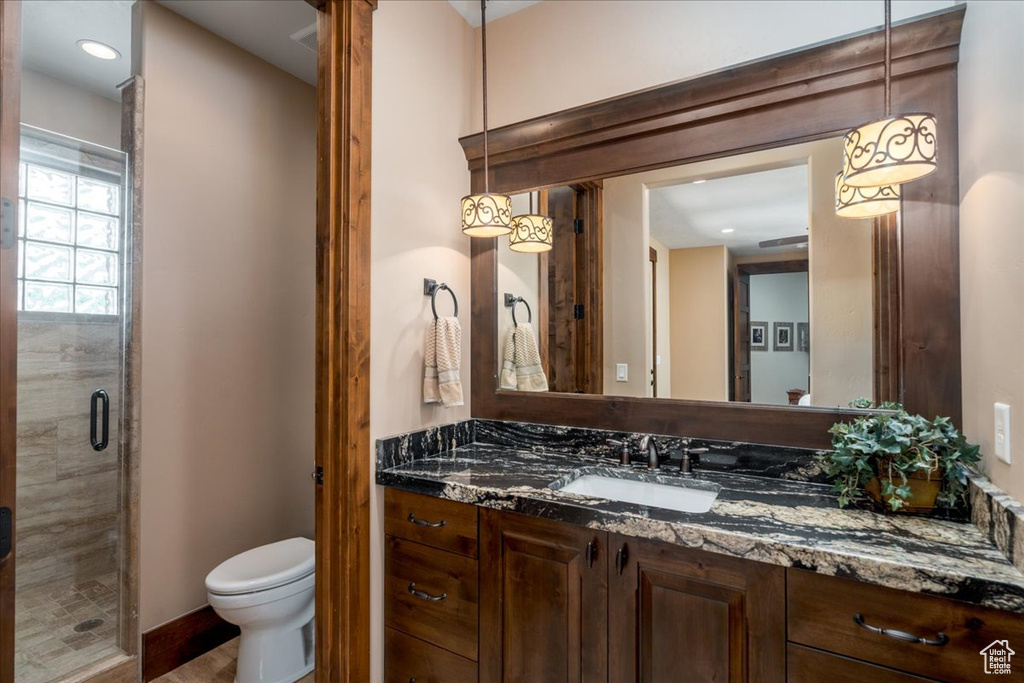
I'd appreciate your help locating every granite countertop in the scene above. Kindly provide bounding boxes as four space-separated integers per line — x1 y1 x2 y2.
377 442 1024 613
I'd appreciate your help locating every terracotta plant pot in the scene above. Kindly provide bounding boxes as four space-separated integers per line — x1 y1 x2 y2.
865 466 942 514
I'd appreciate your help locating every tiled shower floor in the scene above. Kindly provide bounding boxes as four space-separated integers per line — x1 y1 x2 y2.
14 572 120 683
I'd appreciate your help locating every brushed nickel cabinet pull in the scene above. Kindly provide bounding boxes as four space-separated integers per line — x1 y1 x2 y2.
408 512 446 528
853 614 949 646
408 582 447 602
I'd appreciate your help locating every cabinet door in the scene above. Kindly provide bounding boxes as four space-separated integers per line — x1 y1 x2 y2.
480 508 608 683
608 534 785 683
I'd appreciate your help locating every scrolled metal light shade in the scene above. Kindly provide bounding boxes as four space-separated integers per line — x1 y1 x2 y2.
835 172 901 219
508 213 553 252
461 193 513 237
842 113 937 188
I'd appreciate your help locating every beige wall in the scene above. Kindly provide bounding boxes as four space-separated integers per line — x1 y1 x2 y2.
602 173 648 396
959 0 1024 500
496 193 540 353
371 1 475 679
138 4 316 630
20 68 122 150
669 246 729 401
806 138 873 408
481 0 954 129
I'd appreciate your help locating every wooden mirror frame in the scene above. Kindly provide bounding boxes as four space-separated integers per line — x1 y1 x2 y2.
462 7 964 449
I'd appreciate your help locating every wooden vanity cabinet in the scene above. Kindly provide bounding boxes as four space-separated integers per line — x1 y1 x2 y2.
608 534 786 683
479 508 609 683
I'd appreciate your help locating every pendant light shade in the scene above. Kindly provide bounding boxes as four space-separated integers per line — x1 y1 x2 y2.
509 214 553 252
462 193 513 237
509 191 552 252
839 0 937 190
835 172 901 219
842 113 937 188
463 0 512 238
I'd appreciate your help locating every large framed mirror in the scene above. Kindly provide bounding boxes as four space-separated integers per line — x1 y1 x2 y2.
464 7 964 449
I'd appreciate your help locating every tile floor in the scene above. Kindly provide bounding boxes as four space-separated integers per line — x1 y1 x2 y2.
14 572 121 683
154 638 315 683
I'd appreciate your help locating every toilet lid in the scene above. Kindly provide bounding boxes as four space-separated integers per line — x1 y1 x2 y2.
206 537 315 595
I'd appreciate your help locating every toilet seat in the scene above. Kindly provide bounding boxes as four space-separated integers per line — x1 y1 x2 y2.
206 537 314 596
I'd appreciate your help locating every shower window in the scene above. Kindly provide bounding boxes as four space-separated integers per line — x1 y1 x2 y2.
16 135 123 316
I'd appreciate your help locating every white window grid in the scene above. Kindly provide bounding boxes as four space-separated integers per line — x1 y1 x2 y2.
16 161 122 316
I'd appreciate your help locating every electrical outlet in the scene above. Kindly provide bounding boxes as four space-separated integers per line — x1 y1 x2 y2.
616 363 628 382
995 402 1011 465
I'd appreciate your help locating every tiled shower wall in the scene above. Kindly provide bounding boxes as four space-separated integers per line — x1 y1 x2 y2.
16 316 121 590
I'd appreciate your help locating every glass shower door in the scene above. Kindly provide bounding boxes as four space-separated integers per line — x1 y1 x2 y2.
12 127 130 683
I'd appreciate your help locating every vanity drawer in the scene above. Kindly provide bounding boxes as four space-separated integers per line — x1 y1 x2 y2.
788 644 938 682
385 488 478 558
787 569 1024 681
385 535 479 661
385 628 477 683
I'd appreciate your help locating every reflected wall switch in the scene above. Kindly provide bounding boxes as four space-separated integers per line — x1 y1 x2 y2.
656 355 662 366
995 402 1011 465
616 364 628 382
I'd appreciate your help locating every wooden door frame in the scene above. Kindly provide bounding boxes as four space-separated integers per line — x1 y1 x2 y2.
0 2 20 680
648 246 657 398
310 0 374 681
463 7 964 449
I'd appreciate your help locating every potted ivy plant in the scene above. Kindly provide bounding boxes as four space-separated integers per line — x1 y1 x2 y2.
820 401 981 513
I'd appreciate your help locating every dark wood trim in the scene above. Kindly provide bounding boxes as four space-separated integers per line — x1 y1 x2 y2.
465 7 964 448
0 2 19 680
737 259 808 276
873 212 902 406
575 182 603 393
314 1 373 681
141 605 239 682
649 246 657 398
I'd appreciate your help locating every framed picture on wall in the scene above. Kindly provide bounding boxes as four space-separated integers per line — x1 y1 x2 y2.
774 322 794 352
797 322 809 352
750 321 768 352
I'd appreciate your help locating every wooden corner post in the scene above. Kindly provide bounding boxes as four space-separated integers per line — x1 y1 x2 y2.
314 0 373 681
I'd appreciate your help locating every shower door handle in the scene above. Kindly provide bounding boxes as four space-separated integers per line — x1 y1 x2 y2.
90 389 109 452
0 506 10 560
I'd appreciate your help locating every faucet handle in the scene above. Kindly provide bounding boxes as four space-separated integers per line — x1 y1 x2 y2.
606 439 631 466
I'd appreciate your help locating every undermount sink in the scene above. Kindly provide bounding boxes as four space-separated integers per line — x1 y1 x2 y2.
551 468 720 514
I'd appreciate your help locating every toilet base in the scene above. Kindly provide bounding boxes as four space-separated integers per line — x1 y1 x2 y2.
234 663 313 683
234 617 314 683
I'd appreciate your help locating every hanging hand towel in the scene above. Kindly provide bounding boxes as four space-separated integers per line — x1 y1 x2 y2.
424 316 464 407
500 322 549 392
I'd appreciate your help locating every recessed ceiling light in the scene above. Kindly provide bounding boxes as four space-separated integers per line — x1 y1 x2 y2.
797 243 808 249
78 40 120 61
720 228 734 234
692 179 707 184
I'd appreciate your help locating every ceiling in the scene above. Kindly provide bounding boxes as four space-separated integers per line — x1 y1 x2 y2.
157 0 318 85
648 165 809 258
22 0 133 100
447 0 541 27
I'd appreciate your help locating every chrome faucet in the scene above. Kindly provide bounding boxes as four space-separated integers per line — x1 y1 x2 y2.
638 435 661 470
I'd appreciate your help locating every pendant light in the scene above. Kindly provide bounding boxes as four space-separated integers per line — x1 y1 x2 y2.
461 0 513 237
509 191 553 252
841 0 937 188
835 172 901 219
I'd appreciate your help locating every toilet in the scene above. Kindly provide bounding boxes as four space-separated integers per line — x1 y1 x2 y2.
206 537 315 683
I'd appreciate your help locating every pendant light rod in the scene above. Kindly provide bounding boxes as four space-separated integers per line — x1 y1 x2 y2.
884 0 891 117
481 0 489 192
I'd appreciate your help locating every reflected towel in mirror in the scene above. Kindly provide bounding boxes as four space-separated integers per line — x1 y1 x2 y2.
424 317 464 407
500 323 548 392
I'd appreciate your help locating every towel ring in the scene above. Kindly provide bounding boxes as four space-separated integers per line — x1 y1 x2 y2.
431 283 458 319
511 297 532 325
